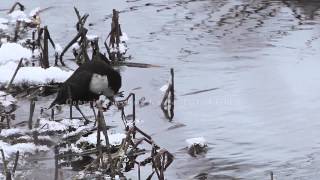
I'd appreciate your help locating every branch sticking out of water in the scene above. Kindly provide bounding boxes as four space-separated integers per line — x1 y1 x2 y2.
28 99 36 130
54 146 59 180
161 68 175 120
7 2 25 14
0 149 8 178
12 151 19 176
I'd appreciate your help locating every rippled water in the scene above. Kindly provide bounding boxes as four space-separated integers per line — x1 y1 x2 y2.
3 0 320 179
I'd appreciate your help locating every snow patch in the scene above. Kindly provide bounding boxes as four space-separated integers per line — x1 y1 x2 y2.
186 137 207 148
8 10 31 23
0 128 29 137
0 18 8 24
160 84 169 92
72 43 80 50
0 62 73 85
0 91 17 107
0 140 49 158
119 43 127 53
86 34 99 41
110 43 127 54
0 23 8 30
120 32 129 42
37 118 83 133
0 43 32 64
55 43 63 54
29 7 41 17
77 132 126 146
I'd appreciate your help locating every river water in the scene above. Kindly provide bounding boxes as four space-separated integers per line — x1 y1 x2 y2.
2 0 320 179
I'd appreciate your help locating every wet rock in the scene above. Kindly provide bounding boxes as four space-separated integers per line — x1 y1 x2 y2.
138 97 150 107
186 137 207 157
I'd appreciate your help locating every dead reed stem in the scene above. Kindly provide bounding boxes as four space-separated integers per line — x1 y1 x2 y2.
42 26 49 68
28 99 36 130
160 68 175 120
0 149 8 178
54 146 59 180
6 58 23 90
12 151 19 175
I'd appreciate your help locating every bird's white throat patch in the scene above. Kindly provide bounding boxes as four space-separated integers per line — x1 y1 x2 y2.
89 73 114 96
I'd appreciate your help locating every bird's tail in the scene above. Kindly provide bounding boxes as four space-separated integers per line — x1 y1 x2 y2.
49 98 57 109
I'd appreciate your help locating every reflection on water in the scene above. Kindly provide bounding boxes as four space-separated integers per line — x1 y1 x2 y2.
148 0 320 179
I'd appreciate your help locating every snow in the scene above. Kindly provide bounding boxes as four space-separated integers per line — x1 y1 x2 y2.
186 137 207 148
37 118 83 133
77 132 126 146
160 84 169 92
8 10 31 23
0 18 8 24
55 43 63 54
0 61 73 85
37 118 68 132
97 95 108 108
120 32 129 42
110 43 127 54
0 24 8 30
86 34 99 41
0 128 29 137
29 7 40 17
15 135 51 143
0 140 49 158
119 43 127 53
0 91 17 107
62 125 93 139
72 43 80 50
0 43 32 64
0 38 8 44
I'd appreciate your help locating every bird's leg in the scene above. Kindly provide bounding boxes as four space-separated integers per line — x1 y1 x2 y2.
90 102 97 127
68 85 73 120
70 104 72 120
106 100 113 110
75 104 90 125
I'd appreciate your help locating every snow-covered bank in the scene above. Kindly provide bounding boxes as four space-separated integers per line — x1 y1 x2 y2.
0 43 32 64
77 132 126 146
0 62 72 85
0 42 72 86
0 140 49 158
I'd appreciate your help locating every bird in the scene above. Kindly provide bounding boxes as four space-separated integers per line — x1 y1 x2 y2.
49 58 121 124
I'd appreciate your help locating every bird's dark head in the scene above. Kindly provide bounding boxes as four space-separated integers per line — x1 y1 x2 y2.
108 69 122 95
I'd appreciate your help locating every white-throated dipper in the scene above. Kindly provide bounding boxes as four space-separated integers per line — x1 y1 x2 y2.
49 58 121 124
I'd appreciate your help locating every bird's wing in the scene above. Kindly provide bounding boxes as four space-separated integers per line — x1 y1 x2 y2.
66 70 94 100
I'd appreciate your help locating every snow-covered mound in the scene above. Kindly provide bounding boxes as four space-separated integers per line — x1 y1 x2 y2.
29 7 41 17
0 140 49 158
0 62 73 85
86 34 98 41
0 128 29 137
77 132 126 146
186 137 207 148
120 32 129 42
0 18 8 24
0 43 32 64
0 91 17 107
8 10 31 23
0 19 8 30
186 137 208 156
55 43 63 54
36 118 84 133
